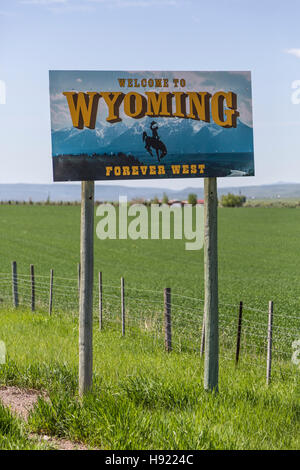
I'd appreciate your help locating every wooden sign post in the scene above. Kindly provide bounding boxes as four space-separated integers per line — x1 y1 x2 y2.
79 181 94 396
203 177 219 392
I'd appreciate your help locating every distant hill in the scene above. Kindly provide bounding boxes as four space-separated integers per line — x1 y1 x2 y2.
1 182 300 202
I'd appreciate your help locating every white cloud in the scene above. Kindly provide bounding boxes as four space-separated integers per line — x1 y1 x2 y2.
22 0 179 6
20 0 94 13
87 0 178 6
286 48 300 58
50 92 65 102
21 0 67 5
114 0 177 5
20 0 181 13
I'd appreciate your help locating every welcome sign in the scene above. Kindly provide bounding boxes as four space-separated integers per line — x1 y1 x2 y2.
49 71 254 181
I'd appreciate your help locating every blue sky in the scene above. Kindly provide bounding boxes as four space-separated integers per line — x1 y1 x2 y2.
0 0 300 189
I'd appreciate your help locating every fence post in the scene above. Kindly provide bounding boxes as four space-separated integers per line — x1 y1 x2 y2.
121 277 125 336
235 301 243 365
30 264 35 312
11 261 18 308
164 287 172 352
266 300 273 385
79 181 94 397
200 312 205 357
203 177 219 392
49 269 54 316
99 272 103 330
77 263 81 296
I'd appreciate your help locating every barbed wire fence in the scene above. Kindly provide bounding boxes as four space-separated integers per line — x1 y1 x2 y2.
0 261 299 384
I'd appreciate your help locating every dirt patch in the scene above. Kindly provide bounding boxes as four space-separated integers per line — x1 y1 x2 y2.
29 433 88 450
0 386 88 450
0 386 44 420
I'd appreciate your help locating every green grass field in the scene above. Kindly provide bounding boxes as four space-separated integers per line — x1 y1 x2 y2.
0 204 299 311
0 204 299 449
0 309 299 450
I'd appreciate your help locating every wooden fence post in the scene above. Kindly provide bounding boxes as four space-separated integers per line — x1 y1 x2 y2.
266 300 273 385
200 312 205 357
49 269 53 315
77 263 81 296
11 261 18 308
79 181 94 397
99 272 103 330
204 177 219 392
121 277 125 336
235 301 243 365
30 264 35 312
164 287 172 352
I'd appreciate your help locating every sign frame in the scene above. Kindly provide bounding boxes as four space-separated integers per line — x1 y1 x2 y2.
49 70 254 182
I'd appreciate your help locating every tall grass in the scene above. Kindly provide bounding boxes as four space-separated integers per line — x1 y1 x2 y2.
0 309 299 450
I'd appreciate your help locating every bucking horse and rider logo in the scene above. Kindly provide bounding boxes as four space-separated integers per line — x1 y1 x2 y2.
142 121 167 162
